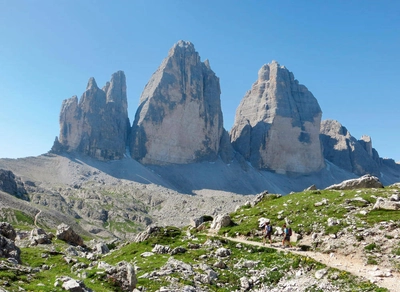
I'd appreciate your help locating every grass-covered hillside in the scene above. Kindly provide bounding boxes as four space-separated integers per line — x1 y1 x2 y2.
223 186 400 237
0 226 388 292
2 184 399 291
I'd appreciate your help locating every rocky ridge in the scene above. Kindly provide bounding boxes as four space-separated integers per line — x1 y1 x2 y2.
47 40 399 187
52 71 130 161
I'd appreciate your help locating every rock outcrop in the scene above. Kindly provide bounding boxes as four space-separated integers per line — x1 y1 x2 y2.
325 174 383 190
0 222 21 263
56 224 84 247
0 169 28 200
52 71 130 161
130 41 231 164
230 61 325 174
320 120 380 176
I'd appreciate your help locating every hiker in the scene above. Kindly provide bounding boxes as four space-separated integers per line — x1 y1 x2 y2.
263 221 273 245
282 224 292 248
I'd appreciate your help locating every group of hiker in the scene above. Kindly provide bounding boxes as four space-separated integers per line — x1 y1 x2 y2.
262 220 292 247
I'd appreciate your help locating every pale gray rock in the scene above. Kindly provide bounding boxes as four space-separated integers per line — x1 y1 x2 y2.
325 174 383 190
230 61 325 174
130 41 227 165
30 228 51 245
56 223 84 247
210 213 231 230
215 247 231 257
373 197 400 210
94 242 109 254
133 226 159 243
320 120 380 176
105 261 137 291
140 251 154 258
53 71 130 161
251 191 272 207
327 218 340 227
242 260 260 268
314 198 329 207
315 268 327 279
162 257 193 274
240 276 251 291
305 184 317 191
152 244 171 254
62 278 83 292
57 276 91 292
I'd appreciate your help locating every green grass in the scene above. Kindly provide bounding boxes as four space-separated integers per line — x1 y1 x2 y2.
2 222 388 292
3 186 398 291
221 187 400 240
364 243 378 252
0 209 35 230
360 209 400 224
103 219 141 234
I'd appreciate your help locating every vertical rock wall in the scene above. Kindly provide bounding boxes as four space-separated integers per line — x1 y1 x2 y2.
320 119 380 176
53 71 130 160
130 41 227 164
230 61 325 174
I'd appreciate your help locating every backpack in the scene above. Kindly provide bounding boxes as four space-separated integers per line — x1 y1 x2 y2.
266 225 273 233
287 227 292 236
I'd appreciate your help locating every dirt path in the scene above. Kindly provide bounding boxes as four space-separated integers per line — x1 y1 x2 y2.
220 235 399 292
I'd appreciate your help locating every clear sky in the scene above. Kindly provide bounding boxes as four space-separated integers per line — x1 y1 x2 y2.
0 0 399 162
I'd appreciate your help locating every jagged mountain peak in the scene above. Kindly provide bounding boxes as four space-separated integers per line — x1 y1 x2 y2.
86 77 98 90
230 61 324 174
53 71 129 161
129 41 230 165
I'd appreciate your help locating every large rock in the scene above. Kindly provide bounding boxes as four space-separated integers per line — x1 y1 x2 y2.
325 174 384 190
130 40 231 164
30 228 52 245
52 71 130 160
56 223 84 247
0 222 17 241
230 61 325 174
320 120 380 176
210 213 232 230
104 261 137 291
0 169 28 200
0 223 21 263
373 198 400 210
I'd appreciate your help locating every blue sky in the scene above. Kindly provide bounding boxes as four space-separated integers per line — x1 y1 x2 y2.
0 0 399 162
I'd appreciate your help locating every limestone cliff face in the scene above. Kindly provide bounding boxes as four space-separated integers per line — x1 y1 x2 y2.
230 61 325 174
53 71 130 160
320 119 380 176
130 41 228 164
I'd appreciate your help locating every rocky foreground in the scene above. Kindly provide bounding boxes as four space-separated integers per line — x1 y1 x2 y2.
1 174 399 291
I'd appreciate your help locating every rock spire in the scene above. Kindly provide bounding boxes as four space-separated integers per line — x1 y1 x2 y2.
52 71 130 160
130 41 230 164
230 61 325 174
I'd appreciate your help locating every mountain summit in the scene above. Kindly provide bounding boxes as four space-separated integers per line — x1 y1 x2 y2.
129 40 230 164
230 61 325 174
48 40 399 190
52 71 130 160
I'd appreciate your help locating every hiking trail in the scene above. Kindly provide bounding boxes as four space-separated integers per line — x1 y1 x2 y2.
212 233 399 292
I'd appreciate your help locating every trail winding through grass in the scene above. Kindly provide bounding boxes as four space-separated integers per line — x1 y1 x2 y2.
216 234 399 292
